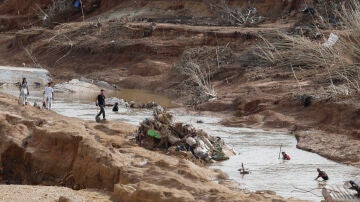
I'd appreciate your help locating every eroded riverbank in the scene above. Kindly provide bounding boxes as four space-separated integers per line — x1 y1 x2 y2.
0 92 297 202
2 86 359 201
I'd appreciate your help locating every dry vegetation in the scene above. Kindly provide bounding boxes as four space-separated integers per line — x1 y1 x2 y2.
254 0 360 95
206 0 263 27
41 0 73 27
171 46 232 106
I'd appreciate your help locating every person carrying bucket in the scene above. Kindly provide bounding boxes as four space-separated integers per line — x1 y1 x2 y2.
19 78 29 106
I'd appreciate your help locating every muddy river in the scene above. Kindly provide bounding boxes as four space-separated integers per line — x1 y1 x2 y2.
2 86 360 201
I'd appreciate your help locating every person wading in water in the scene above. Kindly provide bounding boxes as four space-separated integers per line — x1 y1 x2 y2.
95 89 106 121
112 102 119 112
315 168 329 181
282 151 291 160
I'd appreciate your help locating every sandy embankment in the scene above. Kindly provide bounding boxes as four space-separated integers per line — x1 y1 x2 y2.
215 82 360 168
0 92 301 202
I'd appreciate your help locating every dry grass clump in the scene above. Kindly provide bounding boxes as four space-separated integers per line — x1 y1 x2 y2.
172 46 232 106
182 62 217 98
180 46 232 97
206 0 263 27
254 0 360 94
42 0 73 27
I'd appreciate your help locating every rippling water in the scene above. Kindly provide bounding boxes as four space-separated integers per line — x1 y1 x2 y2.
2 87 360 201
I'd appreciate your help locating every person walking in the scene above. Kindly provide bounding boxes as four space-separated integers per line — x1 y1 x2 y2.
19 78 29 106
95 89 106 121
44 82 54 110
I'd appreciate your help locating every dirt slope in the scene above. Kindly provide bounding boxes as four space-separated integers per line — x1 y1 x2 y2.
0 0 304 85
0 0 305 31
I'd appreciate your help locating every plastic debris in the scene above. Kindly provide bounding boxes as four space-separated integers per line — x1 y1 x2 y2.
323 33 339 48
136 107 229 163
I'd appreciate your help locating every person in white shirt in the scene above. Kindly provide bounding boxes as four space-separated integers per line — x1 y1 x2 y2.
19 78 29 106
44 82 54 110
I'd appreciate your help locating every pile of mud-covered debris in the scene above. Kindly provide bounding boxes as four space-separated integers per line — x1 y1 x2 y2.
136 107 229 163
107 97 158 109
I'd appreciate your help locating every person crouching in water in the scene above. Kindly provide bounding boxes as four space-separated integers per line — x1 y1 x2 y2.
44 82 54 110
282 151 291 160
315 168 329 181
112 102 119 112
95 89 106 121
349 180 360 196
19 78 29 105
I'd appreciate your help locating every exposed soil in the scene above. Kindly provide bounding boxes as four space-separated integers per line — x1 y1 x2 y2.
217 75 360 167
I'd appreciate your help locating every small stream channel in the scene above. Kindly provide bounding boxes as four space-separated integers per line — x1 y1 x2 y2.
2 86 360 201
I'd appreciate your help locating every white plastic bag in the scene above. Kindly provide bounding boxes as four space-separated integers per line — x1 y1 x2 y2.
186 137 196 146
323 33 339 47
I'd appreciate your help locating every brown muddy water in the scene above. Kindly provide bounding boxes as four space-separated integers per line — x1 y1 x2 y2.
43 87 176 108
1 86 360 201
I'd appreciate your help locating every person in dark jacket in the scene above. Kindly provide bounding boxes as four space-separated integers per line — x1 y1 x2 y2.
112 102 119 112
350 180 360 196
95 89 106 121
315 168 329 181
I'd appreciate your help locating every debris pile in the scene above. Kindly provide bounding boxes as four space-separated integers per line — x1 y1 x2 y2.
106 97 158 109
128 101 158 109
136 107 229 163
106 97 129 107
54 79 101 93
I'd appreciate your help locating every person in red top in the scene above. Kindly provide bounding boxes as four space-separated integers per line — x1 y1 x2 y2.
282 151 291 160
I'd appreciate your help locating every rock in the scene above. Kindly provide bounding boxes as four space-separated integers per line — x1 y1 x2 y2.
256 190 276 195
57 196 72 202
131 182 196 202
94 80 116 90
111 142 121 148
106 97 128 106
112 184 136 201
54 79 101 93
79 77 93 83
